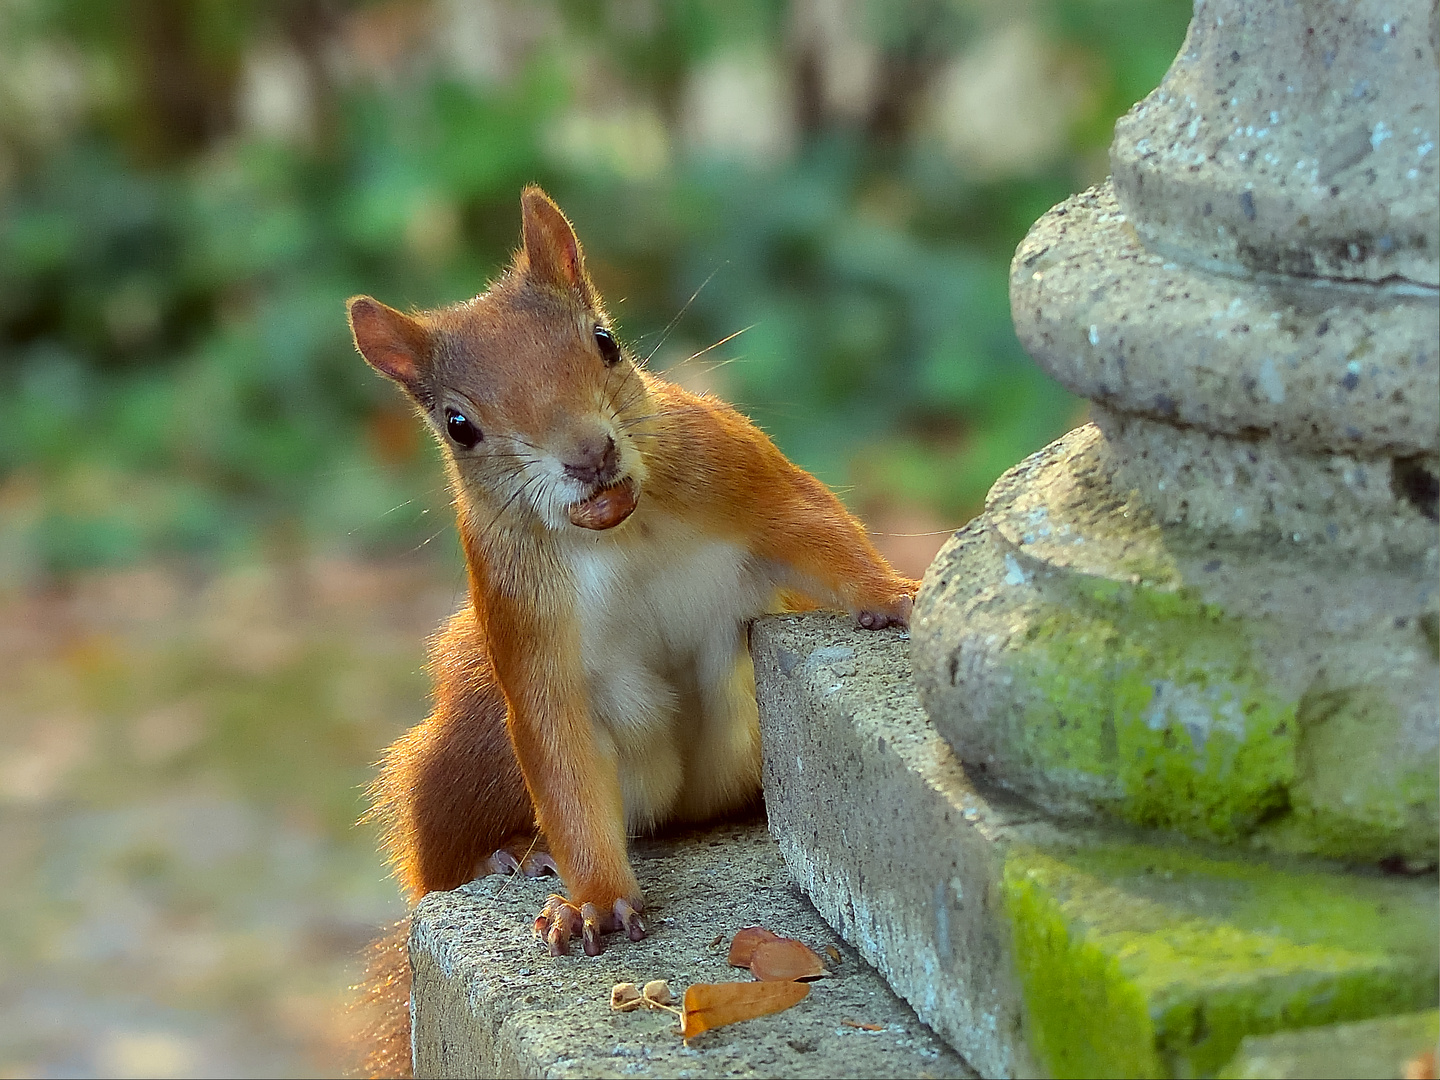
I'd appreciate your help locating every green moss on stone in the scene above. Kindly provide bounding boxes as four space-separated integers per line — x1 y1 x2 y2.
1218 1010 1440 1079
1283 685 1439 860
1005 853 1165 1078
970 422 1437 861
1014 578 1296 842
1003 844 1439 1079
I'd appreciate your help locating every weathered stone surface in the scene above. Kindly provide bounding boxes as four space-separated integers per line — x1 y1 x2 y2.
1010 183 1440 458
1217 1009 1439 1079
991 0 1440 872
754 615 1045 1079
887 0 1438 1072
1093 407 1438 560
912 423 1439 861
1110 0 1439 287
409 819 973 1079
753 613 1439 1079
1003 848 1437 1078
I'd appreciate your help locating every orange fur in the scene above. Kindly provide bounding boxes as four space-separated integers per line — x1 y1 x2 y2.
352 922 411 1079
365 608 533 904
348 186 916 1076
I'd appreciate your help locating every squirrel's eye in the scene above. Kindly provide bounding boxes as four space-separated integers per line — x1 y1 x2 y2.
444 408 482 449
594 326 621 367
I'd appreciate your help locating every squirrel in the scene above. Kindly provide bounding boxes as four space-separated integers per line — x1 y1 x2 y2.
347 186 917 1077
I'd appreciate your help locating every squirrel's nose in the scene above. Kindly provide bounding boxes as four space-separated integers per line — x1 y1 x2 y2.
563 434 619 486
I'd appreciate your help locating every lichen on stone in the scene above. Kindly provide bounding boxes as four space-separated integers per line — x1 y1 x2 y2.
1003 844 1439 1078
1012 574 1297 842
1280 684 1439 859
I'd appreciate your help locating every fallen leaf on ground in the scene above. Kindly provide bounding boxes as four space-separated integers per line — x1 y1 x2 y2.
680 981 810 1041
841 1018 884 1031
825 945 841 964
750 938 828 982
727 926 780 967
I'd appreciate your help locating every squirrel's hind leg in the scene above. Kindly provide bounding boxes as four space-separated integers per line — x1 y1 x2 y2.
481 833 559 878
671 626 763 824
369 610 536 904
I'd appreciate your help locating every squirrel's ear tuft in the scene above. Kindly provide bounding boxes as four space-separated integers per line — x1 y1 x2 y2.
348 296 430 392
519 186 591 299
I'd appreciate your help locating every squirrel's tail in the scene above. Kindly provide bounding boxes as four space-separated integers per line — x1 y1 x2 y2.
350 919 413 1079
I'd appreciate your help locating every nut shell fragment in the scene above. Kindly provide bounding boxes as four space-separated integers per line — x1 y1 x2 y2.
641 980 673 1007
569 478 638 530
611 982 643 1012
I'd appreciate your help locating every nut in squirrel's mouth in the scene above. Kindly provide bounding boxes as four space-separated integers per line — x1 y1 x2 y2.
569 477 638 531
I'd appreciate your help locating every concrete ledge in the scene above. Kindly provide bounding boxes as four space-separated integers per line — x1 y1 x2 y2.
752 613 1439 1079
1218 1009 1439 1080
409 819 973 1078
752 614 1046 1078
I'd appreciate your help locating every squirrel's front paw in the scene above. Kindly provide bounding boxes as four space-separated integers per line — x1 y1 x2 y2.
853 581 918 630
534 893 646 956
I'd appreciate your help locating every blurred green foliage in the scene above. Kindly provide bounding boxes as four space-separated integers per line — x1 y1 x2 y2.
0 0 1193 576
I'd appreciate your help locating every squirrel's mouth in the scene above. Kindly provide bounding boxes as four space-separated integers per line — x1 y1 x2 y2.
568 476 638 530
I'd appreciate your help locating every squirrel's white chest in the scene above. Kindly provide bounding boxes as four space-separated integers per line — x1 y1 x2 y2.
562 516 770 829
565 522 765 677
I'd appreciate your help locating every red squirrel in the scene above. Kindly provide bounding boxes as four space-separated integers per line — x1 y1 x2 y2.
349 187 916 1076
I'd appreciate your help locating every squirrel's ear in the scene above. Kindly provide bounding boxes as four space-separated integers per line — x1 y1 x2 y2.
348 296 430 392
519 186 592 299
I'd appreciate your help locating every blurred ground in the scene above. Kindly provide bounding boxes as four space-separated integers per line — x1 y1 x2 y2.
0 554 463 1078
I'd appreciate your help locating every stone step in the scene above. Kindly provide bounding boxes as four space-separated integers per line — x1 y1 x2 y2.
1217 1009 1438 1079
408 818 974 1078
751 612 1439 1079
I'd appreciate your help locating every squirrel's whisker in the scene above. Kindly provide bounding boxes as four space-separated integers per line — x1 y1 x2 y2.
682 324 753 366
642 262 724 368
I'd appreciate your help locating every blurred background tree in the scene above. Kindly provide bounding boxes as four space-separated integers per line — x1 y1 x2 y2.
0 0 1190 580
0 1 1192 1075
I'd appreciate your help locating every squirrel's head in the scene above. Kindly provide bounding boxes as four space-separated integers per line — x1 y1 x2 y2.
348 187 654 535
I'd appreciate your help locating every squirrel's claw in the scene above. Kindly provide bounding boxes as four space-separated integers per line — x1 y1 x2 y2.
546 922 571 955
482 835 557 879
490 848 523 875
614 898 646 941
524 851 559 877
580 902 603 955
854 590 915 630
536 893 582 955
532 893 645 955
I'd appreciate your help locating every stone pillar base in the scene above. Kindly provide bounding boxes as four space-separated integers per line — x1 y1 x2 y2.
752 614 1439 1079
912 422 1438 862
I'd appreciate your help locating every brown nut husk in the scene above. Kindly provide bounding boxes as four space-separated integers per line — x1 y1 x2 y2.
569 478 638 530
611 982 643 1012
